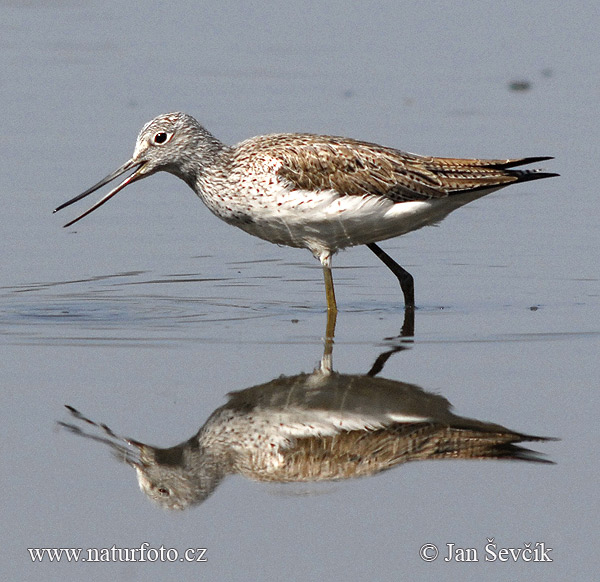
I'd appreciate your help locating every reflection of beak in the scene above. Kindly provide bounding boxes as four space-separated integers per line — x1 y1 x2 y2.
114 437 147 470
54 159 146 227
124 437 146 469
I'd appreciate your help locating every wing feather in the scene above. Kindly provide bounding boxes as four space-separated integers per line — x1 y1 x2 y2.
235 134 556 202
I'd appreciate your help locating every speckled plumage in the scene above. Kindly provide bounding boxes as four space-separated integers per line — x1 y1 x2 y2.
55 112 557 313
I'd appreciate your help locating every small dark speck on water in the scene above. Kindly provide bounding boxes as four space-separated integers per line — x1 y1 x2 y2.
509 80 532 92
529 305 539 311
291 319 299 324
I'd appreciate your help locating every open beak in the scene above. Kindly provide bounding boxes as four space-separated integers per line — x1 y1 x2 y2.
54 159 146 227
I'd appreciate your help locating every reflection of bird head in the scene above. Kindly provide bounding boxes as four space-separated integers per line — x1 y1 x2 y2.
129 439 226 510
58 406 226 510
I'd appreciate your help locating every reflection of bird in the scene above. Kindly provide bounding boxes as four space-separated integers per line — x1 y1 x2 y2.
60 367 554 510
54 112 557 314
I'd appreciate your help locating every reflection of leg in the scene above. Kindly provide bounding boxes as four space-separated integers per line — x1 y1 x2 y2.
366 345 410 377
366 243 415 308
400 305 415 338
322 264 338 315
325 307 337 340
321 334 334 371
323 265 338 340
367 307 415 377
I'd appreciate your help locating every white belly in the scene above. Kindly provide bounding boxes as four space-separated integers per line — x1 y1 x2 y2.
225 187 495 260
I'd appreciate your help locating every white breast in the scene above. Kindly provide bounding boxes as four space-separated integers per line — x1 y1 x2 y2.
198 172 496 260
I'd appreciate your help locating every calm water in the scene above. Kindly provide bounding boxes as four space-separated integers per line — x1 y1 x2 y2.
2 1 598 581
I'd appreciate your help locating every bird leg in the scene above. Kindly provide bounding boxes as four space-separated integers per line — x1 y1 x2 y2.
366 243 415 309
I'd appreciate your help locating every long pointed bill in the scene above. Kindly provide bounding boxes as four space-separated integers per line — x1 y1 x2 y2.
54 159 146 228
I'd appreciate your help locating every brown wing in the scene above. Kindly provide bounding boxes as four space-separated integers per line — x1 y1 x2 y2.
250 423 553 482
244 134 555 203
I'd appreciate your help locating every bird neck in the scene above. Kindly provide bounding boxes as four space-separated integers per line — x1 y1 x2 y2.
175 128 228 190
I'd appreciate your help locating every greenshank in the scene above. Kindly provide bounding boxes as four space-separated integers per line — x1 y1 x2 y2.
55 112 557 317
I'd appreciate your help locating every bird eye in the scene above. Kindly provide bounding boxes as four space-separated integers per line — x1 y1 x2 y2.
157 487 171 497
152 131 172 145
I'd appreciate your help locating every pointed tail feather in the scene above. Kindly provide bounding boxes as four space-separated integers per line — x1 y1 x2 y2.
423 155 558 193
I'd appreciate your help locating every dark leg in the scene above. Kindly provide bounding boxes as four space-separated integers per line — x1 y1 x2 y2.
366 243 415 309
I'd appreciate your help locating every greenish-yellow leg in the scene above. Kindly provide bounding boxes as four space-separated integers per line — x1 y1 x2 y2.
323 265 338 339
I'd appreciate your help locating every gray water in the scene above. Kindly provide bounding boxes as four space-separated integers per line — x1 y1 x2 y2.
2 1 598 580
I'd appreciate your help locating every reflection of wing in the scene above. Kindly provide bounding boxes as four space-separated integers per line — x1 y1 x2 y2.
223 371 552 482
253 423 552 482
